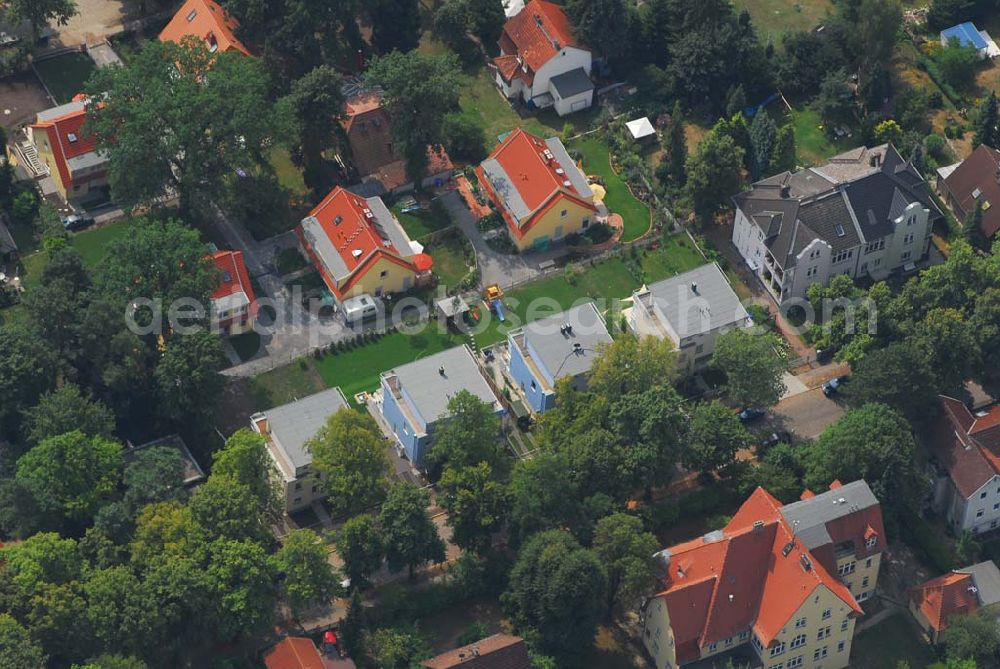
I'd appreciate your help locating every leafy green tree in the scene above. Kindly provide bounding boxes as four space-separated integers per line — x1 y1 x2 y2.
0 614 46 668
427 390 503 474
72 655 148 669
22 254 91 366
15 431 122 527
911 307 980 393
801 404 926 529
0 323 58 430
6 0 76 37
712 330 787 408
378 483 446 578
815 69 855 124
973 92 999 149
1 532 79 593
587 335 676 397
25 384 115 445
566 0 631 67
963 199 985 248
935 37 981 91
154 332 226 424
273 529 339 615
844 342 938 425
772 124 797 173
206 538 276 639
281 66 345 190
683 401 752 473
854 0 901 104
973 287 1000 380
502 530 606 660
369 0 421 53
685 128 745 218
130 501 206 567
11 192 37 227
140 555 214 654
189 475 264 543
725 84 747 119
438 462 508 555
940 611 1000 665
307 410 390 517
86 38 290 210
664 101 687 185
336 514 384 588
749 110 777 180
363 626 431 669
122 446 188 511
213 429 279 513
340 589 367 657
433 0 471 48
592 514 658 618
467 0 505 45
364 51 461 178
955 530 982 566
83 566 155 658
26 581 92 665
508 452 581 546
442 113 487 162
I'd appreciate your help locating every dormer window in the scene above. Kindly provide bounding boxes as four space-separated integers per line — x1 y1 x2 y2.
866 536 877 549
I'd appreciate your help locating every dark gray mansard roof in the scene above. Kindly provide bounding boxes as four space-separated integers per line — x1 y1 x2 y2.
733 144 942 270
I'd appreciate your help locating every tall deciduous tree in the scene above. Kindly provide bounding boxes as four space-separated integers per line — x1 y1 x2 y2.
565 0 631 67
973 92 1000 149
15 431 122 527
206 538 276 639
685 128 745 218
844 342 939 426
6 0 77 38
272 529 340 615
771 124 797 173
25 384 115 445
0 323 58 431
0 614 47 668
214 429 279 513
86 38 290 210
122 446 188 511
189 475 264 543
307 410 390 518
712 330 787 409
815 69 855 125
749 110 777 180
281 66 345 191
592 513 658 618
438 462 508 555
683 401 752 474
508 451 580 546
502 530 606 660
336 514 384 588
378 483 446 579
364 51 461 179
801 404 926 528
369 0 422 53
427 390 503 474
664 101 687 185
153 332 226 425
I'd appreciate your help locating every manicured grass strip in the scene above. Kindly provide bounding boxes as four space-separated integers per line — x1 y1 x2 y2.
249 361 328 411
268 148 309 198
735 0 833 40
313 330 466 398
392 203 452 241
570 136 651 242
786 107 855 167
427 236 472 291
71 220 133 267
33 52 97 104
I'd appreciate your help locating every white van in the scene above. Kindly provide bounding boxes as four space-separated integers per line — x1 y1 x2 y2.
341 294 379 323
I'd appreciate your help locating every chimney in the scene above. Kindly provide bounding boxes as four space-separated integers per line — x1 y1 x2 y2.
752 520 764 532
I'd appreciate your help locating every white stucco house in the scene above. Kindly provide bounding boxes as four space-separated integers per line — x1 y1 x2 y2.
491 0 593 117
731 144 942 304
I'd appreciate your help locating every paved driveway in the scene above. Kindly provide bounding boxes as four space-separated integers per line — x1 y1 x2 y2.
772 387 846 440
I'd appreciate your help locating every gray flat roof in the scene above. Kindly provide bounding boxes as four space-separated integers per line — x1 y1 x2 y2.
125 435 205 486
263 387 350 470
958 561 1000 606
36 99 86 121
641 263 749 338
550 67 594 99
779 480 879 549
480 156 531 221
545 138 592 199
519 301 612 380
385 345 499 425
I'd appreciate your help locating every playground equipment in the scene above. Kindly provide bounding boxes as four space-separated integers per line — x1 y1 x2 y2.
483 284 506 322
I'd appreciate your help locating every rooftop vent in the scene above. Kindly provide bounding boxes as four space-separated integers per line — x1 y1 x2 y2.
563 180 572 187
351 249 363 259
782 541 795 557
555 168 565 174
186 8 197 21
753 520 764 532
690 281 698 294
728 594 735 603
67 133 78 143
334 215 343 225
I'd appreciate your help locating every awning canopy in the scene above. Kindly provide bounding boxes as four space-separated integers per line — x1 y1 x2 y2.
626 117 656 140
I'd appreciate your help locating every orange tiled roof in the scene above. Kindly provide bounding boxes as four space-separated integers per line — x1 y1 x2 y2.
650 485 870 662
210 250 258 317
910 572 979 633
493 54 521 82
263 637 324 669
500 0 580 73
30 102 104 190
475 128 595 239
296 187 422 299
160 0 251 56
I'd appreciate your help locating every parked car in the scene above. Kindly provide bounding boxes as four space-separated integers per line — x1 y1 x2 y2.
62 213 95 231
822 375 850 396
738 407 766 423
761 431 792 449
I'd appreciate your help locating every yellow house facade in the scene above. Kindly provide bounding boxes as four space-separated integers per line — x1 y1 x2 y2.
510 195 596 251
27 99 109 202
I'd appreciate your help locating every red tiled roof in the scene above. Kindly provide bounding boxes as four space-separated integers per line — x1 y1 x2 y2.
422 634 531 669
30 104 103 190
930 395 1000 498
493 54 521 82
160 0 251 56
475 128 596 239
499 0 580 73
210 250 258 319
942 144 1000 238
910 572 979 633
650 486 869 658
264 637 324 669
297 187 421 299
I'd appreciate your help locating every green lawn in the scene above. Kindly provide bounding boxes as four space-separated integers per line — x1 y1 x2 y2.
570 136 652 242
268 148 309 198
248 360 328 411
850 612 936 669
33 52 97 104
13 220 132 292
392 202 452 241
457 66 600 148
785 107 855 167
426 235 472 291
735 0 833 41
313 330 466 398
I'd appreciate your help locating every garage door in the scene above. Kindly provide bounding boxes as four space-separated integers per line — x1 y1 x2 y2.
571 98 588 111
